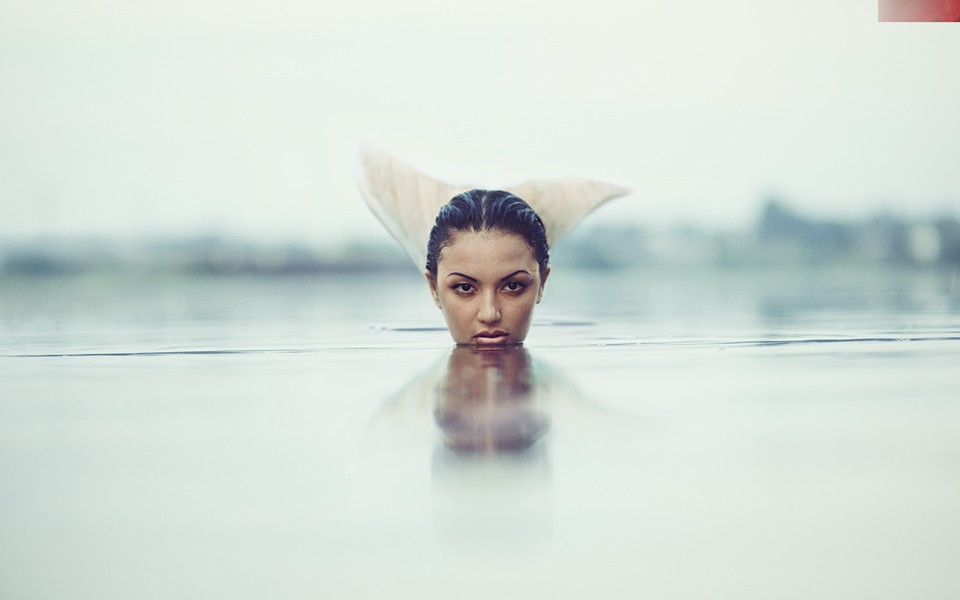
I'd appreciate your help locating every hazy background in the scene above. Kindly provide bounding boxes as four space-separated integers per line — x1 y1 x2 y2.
2 0 959 252
4 6 960 598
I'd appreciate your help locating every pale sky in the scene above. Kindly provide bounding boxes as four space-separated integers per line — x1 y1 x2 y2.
1 0 958 247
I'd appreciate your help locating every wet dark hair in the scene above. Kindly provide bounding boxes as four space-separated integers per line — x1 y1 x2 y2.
425 189 549 279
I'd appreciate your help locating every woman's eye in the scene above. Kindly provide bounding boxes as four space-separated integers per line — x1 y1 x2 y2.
504 281 526 292
453 283 474 293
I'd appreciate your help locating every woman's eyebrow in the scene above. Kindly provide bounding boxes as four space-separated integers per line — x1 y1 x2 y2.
500 270 530 281
446 272 478 282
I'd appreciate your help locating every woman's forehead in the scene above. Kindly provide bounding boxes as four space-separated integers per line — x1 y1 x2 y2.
438 230 538 275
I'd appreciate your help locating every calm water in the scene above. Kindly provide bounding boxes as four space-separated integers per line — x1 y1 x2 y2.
2 265 959 599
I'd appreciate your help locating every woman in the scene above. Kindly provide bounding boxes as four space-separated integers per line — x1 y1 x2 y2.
425 189 549 346
355 143 629 345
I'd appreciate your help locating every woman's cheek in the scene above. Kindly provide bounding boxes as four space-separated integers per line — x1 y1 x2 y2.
506 295 532 322
447 298 473 335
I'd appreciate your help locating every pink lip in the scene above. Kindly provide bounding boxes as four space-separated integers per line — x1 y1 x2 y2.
473 331 509 345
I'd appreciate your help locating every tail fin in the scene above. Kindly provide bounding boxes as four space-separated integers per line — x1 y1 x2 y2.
507 179 631 246
355 143 630 270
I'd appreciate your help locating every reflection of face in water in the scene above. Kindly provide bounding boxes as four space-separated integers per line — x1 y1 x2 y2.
432 345 553 550
434 345 550 453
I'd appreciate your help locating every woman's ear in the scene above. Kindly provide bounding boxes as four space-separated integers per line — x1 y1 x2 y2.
536 264 551 304
425 270 442 308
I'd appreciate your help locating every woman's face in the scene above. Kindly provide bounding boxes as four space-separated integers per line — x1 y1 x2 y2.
426 229 550 346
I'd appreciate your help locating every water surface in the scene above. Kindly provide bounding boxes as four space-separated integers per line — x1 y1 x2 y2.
1 265 959 599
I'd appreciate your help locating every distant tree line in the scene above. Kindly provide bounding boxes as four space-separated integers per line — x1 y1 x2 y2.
3 201 959 275
757 200 960 265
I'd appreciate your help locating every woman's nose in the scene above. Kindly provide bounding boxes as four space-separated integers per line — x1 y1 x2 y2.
477 292 501 324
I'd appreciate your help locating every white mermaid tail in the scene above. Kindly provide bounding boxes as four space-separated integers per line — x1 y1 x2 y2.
354 143 631 270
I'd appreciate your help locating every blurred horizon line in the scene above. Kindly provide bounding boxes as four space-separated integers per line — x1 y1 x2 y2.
2 200 959 276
